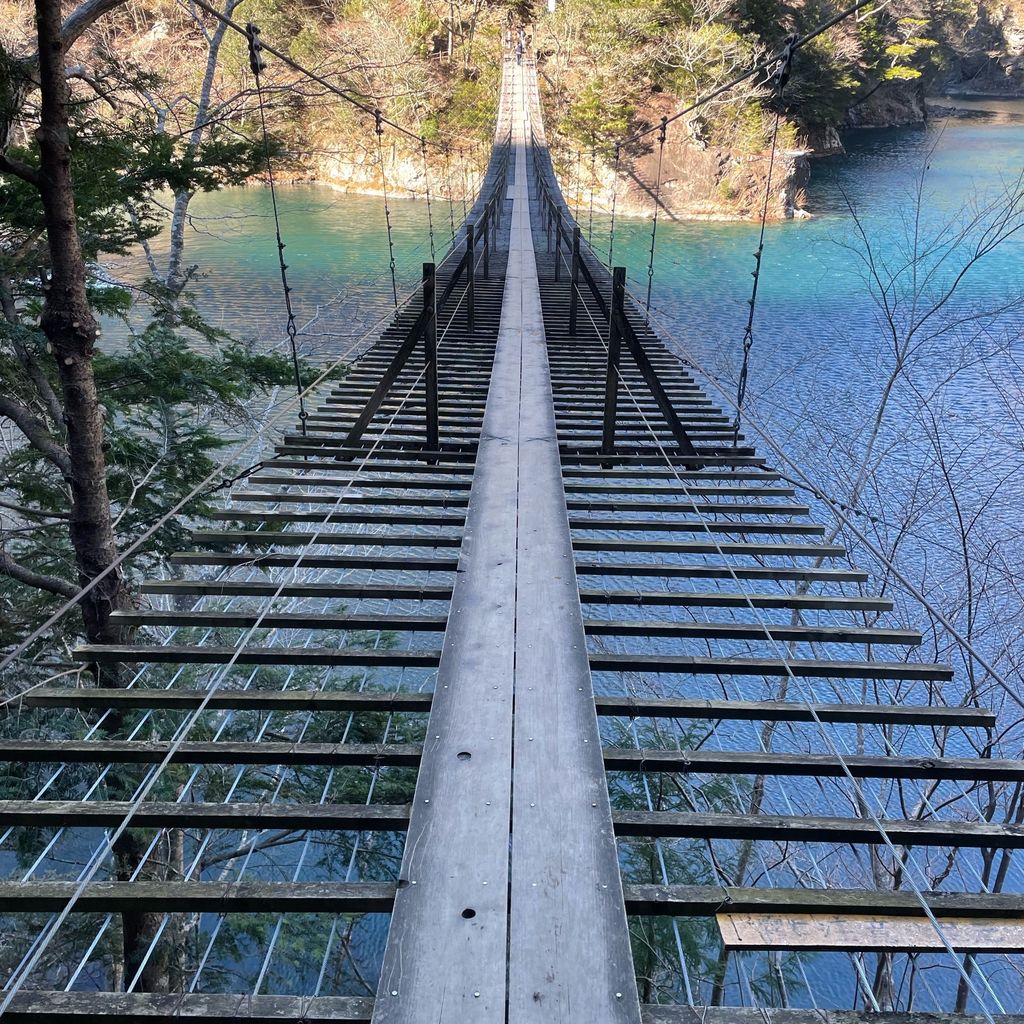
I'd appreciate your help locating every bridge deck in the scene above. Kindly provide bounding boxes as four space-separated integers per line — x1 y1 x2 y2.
2 58 1019 1024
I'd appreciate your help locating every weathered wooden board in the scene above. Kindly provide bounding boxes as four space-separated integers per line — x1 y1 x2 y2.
507 64 641 1024
717 910 1024 952
369 87 518 1024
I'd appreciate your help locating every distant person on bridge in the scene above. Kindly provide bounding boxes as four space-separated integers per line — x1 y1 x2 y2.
515 40 523 65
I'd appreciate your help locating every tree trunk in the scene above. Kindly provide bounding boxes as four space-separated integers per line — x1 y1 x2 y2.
33 0 130 647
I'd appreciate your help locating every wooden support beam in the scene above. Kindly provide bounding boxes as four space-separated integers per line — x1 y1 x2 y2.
600 267 625 457
423 262 440 452
339 303 430 452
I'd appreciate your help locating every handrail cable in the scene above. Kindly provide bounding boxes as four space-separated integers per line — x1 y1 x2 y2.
246 23 308 435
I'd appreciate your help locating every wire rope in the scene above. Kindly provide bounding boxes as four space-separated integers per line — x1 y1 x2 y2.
644 116 669 325
421 137 437 262
733 37 794 446
373 109 400 309
247 23 308 435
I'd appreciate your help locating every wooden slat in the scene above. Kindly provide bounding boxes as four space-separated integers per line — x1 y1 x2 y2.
613 810 1024 847
18 687 433 713
1 993 375 1022
573 539 845 556
167 552 459 571
0 739 422 767
75 645 441 667
593 695 995 727
569 518 826 536
603 748 1024 781
575 562 869 583
110 611 448 631
139 582 453 600
585 620 920 645
190 531 462 548
717 910 1024 952
623 884 1023 918
579 589 893 612
0 880 396 912
4 994 1017 1024
640 1008 1024 1024
590 653 953 681
0 801 411 830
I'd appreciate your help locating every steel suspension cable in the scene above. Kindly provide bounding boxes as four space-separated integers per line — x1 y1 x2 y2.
247 23 308 435
644 116 669 325
733 37 795 446
587 142 597 244
420 136 437 262
460 148 469 223
607 143 622 297
443 146 457 245
374 109 400 308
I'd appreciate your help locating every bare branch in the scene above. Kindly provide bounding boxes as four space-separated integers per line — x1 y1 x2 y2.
0 550 77 598
0 394 72 477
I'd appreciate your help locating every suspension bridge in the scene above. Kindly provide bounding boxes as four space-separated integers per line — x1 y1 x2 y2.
1 41 1022 1024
